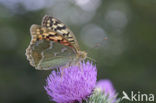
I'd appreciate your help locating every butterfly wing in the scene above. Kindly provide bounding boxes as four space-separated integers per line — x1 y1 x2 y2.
41 15 80 51
26 25 76 70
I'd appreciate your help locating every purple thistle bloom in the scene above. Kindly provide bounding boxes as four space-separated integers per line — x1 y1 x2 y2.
44 61 97 103
95 79 117 101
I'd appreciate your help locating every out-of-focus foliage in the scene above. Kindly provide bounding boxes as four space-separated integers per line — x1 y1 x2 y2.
0 0 155 103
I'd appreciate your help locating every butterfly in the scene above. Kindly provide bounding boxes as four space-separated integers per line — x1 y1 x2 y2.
25 15 87 70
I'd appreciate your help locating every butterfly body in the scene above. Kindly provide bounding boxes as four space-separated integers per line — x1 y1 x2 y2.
26 16 87 70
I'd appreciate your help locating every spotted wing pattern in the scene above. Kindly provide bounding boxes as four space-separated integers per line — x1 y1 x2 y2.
29 24 73 47
41 15 80 50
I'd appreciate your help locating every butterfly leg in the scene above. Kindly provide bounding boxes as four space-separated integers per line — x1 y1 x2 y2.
60 67 65 78
75 60 83 72
60 64 69 77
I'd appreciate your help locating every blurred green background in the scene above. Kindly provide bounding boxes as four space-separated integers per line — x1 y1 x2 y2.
0 0 156 103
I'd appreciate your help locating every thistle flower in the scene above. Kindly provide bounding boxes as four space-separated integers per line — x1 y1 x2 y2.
44 61 97 103
96 79 116 99
86 79 119 103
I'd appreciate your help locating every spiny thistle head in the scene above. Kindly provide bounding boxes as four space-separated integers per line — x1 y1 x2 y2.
86 79 120 103
44 61 97 103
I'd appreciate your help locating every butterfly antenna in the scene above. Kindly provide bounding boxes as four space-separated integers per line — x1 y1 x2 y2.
86 56 96 62
94 37 108 48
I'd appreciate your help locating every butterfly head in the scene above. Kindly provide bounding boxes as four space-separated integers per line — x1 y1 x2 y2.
77 51 87 60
